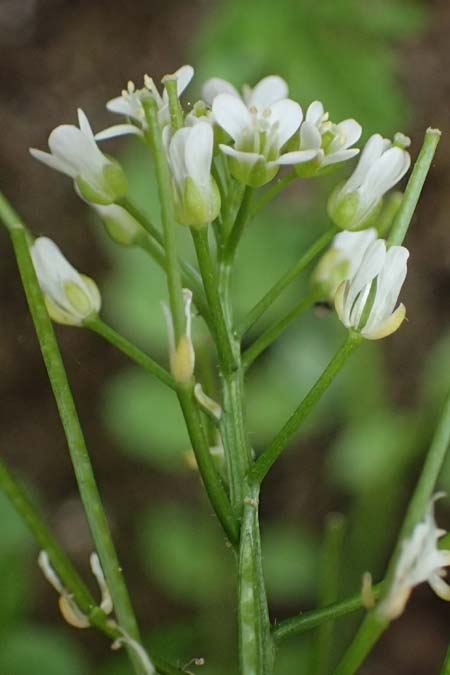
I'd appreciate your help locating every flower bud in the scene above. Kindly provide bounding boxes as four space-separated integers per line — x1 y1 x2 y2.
162 289 195 383
92 203 143 246
31 237 101 326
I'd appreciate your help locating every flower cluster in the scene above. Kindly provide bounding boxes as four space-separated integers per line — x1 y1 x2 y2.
29 64 412 342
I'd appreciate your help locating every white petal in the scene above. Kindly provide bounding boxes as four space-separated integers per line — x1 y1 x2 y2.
300 121 322 151
345 134 387 192
219 144 262 166
185 122 213 187
268 99 303 148
322 148 360 166
428 572 450 601
275 149 318 165
306 101 324 124
202 77 239 105
362 303 406 339
31 237 83 309
338 119 362 148
169 128 190 186
364 245 409 333
346 239 386 325
213 94 252 141
29 147 74 177
174 64 194 96
95 124 143 141
77 109 94 140
48 125 106 177
106 96 137 118
364 147 410 199
246 75 289 109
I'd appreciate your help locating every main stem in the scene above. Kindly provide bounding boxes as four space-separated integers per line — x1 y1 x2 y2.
142 99 238 545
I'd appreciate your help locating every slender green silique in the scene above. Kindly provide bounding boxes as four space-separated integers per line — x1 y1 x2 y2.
311 513 346 675
85 317 175 390
242 289 322 370
388 128 441 247
143 98 238 544
272 584 382 644
250 333 361 485
5 221 146 675
333 386 450 675
238 226 337 337
164 78 184 131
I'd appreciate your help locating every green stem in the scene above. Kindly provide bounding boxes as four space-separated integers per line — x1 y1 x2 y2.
440 642 450 675
0 457 185 675
177 383 239 545
86 317 175 390
311 514 346 675
222 186 253 264
242 290 321 370
6 223 145 675
248 170 296 220
272 583 382 644
142 99 185 340
250 333 361 485
164 78 184 131
118 197 164 247
0 456 115 638
238 483 274 675
192 228 237 372
238 226 337 337
332 613 387 675
388 128 441 247
142 100 237 544
333 385 450 675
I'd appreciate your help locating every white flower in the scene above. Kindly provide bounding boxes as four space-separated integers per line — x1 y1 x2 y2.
30 109 127 205
167 122 220 227
335 238 408 340
95 65 194 141
378 495 450 621
31 237 101 326
202 74 289 110
328 133 411 230
210 75 316 187
294 101 362 176
312 228 377 300
162 289 195 383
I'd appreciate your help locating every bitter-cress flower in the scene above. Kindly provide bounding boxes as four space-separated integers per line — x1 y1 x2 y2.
30 109 127 205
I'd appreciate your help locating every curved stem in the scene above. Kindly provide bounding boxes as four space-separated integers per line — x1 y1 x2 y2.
333 385 450 675
242 290 321 370
238 226 337 337
86 317 175 390
6 222 145 675
250 333 361 485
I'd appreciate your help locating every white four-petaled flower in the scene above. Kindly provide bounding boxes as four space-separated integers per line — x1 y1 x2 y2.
95 65 194 141
335 238 409 339
30 109 127 205
328 133 411 230
167 122 220 228
212 76 316 187
377 495 450 621
31 237 101 326
295 101 362 177
312 228 377 301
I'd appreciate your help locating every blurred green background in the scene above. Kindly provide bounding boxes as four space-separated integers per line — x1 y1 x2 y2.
0 0 449 673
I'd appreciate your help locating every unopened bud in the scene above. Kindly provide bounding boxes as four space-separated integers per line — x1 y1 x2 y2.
162 289 195 383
